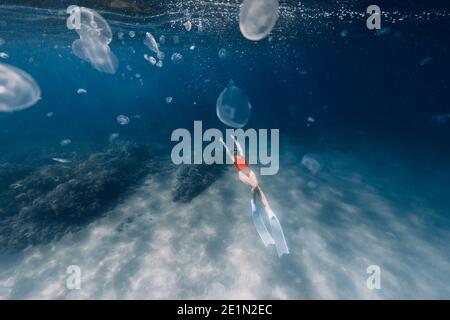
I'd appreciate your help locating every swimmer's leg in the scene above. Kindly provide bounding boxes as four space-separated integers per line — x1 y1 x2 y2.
251 189 275 247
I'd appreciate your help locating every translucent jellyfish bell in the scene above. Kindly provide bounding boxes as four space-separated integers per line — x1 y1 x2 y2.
171 53 183 64
239 0 279 41
216 80 252 128
117 114 130 125
301 154 322 175
218 48 227 60
0 63 41 112
67 6 112 45
72 38 118 74
67 6 118 74
144 32 161 56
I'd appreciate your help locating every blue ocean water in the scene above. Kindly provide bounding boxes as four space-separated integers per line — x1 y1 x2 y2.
0 1 449 299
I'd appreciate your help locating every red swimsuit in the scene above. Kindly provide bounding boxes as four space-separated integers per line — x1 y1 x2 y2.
234 155 249 174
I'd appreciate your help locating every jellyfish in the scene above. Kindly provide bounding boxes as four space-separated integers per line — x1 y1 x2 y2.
171 53 183 64
67 5 112 45
340 29 349 38
184 21 192 32
166 97 173 104
109 133 119 142
239 0 279 41
420 57 433 67
144 32 162 57
117 115 130 125
60 139 72 146
144 54 157 65
0 63 41 112
216 80 252 128
218 48 227 60
72 38 118 74
301 154 322 175
66 5 118 74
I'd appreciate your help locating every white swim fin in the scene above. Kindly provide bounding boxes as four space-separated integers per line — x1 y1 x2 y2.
268 211 289 257
251 197 275 247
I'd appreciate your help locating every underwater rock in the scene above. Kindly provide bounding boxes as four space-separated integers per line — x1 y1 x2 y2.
216 80 252 128
239 0 279 41
0 142 156 252
172 164 225 203
0 163 32 193
0 63 41 112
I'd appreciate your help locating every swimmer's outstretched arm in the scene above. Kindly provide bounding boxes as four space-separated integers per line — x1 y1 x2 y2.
219 137 235 163
230 135 244 156
255 186 270 211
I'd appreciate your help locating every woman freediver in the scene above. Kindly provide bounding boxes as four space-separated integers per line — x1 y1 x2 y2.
220 135 289 257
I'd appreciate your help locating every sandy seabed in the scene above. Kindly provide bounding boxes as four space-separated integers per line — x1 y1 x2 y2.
0 142 449 299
